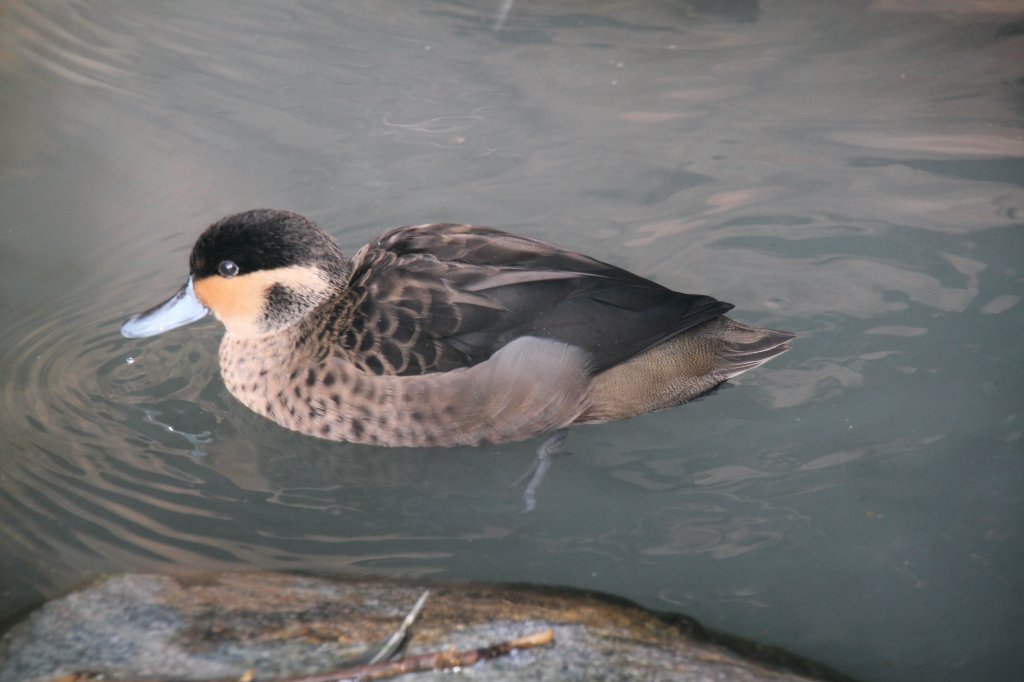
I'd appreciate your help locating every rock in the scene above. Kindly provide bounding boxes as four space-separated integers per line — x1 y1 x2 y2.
0 573 853 682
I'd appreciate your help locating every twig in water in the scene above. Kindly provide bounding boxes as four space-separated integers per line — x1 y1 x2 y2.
286 628 555 682
368 590 430 664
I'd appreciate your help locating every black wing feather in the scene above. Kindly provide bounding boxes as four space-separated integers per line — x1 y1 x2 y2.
341 224 733 376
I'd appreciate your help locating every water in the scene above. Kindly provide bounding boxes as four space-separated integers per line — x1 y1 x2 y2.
1 1 1022 680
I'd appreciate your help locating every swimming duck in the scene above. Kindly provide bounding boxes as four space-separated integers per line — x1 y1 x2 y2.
122 209 794 448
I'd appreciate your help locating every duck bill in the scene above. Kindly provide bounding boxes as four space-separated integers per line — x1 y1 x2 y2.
121 277 210 338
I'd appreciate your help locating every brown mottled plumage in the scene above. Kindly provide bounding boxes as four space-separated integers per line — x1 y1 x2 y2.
122 209 794 446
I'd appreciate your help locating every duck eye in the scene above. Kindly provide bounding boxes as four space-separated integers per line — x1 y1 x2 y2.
218 260 240 278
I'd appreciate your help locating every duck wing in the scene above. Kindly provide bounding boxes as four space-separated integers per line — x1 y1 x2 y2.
333 224 733 376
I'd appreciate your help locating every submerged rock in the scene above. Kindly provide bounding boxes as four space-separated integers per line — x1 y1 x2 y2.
0 573 854 682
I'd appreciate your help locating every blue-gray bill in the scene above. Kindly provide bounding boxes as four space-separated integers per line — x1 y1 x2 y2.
120 277 209 339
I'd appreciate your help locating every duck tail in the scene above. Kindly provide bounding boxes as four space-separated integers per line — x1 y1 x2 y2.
713 319 796 380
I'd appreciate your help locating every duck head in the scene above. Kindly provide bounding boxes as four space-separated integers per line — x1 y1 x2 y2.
121 209 348 339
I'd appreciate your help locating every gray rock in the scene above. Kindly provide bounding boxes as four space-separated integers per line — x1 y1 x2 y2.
0 573 855 682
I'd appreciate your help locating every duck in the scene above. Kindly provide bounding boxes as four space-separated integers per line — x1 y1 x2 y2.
122 209 794 448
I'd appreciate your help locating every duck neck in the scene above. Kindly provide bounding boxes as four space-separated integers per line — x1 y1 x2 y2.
217 325 307 420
